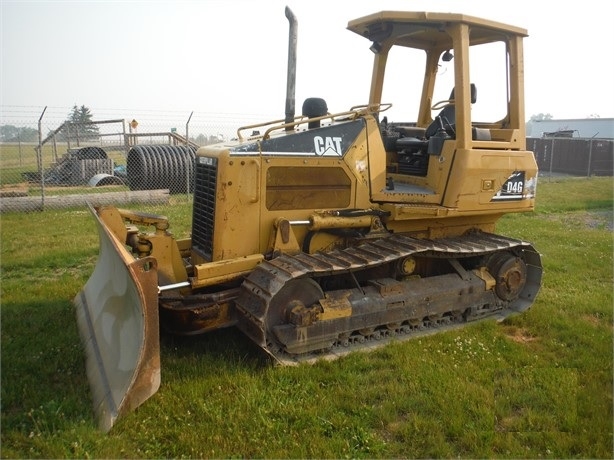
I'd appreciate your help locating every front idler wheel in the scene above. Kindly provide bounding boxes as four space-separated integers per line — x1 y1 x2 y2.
488 252 528 301
265 278 324 346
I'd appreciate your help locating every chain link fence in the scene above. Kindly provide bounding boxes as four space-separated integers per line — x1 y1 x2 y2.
2 112 613 216
528 137 614 177
0 111 269 217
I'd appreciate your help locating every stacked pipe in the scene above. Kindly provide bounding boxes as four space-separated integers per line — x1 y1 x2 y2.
127 144 197 194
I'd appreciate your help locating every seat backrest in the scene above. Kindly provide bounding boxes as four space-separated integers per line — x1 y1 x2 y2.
425 84 477 138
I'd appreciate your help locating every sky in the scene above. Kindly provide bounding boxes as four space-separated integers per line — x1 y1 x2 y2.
1 0 613 134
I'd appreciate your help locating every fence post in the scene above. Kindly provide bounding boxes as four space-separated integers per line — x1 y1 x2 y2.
18 130 22 166
587 139 593 177
548 138 555 179
122 119 128 157
52 134 58 163
37 106 47 209
186 111 193 202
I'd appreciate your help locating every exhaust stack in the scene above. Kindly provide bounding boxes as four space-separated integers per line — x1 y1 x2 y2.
284 6 297 130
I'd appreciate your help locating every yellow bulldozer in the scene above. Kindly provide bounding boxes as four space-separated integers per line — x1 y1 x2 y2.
76 8 542 431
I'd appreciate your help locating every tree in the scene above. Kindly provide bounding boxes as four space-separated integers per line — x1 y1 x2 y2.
194 133 208 145
65 104 99 140
526 113 553 136
192 133 223 145
529 113 553 122
0 124 38 142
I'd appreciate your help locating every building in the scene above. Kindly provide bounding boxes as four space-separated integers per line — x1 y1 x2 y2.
528 118 614 139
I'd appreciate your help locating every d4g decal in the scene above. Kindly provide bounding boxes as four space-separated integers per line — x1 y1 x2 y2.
491 171 537 201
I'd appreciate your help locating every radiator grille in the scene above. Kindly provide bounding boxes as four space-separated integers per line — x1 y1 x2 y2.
192 157 218 260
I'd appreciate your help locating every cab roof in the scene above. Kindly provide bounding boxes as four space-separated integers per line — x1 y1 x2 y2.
347 11 528 49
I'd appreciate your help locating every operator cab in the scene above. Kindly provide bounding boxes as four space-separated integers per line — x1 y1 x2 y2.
347 11 529 203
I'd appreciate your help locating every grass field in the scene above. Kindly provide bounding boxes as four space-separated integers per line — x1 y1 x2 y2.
1 177 612 458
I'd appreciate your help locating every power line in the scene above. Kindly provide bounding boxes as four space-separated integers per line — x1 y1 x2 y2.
1 105 279 129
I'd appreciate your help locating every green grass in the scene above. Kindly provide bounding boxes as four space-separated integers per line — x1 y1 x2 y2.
1 177 612 458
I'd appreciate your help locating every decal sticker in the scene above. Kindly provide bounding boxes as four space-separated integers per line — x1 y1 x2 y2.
524 175 537 199
355 160 367 173
198 156 217 166
492 171 525 201
314 136 343 156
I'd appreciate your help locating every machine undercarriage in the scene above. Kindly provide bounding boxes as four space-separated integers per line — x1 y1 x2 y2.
235 232 540 363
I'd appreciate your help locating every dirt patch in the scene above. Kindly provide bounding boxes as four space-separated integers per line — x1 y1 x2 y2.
583 210 614 231
543 210 613 231
0 184 28 197
503 326 539 344
581 314 601 327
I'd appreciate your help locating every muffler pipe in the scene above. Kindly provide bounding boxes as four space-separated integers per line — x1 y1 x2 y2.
284 6 297 130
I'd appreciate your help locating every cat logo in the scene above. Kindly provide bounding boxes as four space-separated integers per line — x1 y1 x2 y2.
314 135 343 156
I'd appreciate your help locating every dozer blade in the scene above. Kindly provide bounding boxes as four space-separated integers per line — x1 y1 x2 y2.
75 204 160 432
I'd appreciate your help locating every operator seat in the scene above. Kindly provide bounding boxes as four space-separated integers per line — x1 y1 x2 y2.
425 84 476 138
302 97 328 129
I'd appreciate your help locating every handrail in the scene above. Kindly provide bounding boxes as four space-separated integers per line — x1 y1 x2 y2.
124 131 200 150
38 119 127 149
262 103 391 140
236 103 392 142
237 115 305 141
262 110 359 140
38 122 67 149
349 102 392 113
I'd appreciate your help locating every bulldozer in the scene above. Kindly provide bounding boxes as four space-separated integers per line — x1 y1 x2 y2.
75 8 542 432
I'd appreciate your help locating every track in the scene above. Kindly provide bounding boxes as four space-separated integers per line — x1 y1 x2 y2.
235 231 542 364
